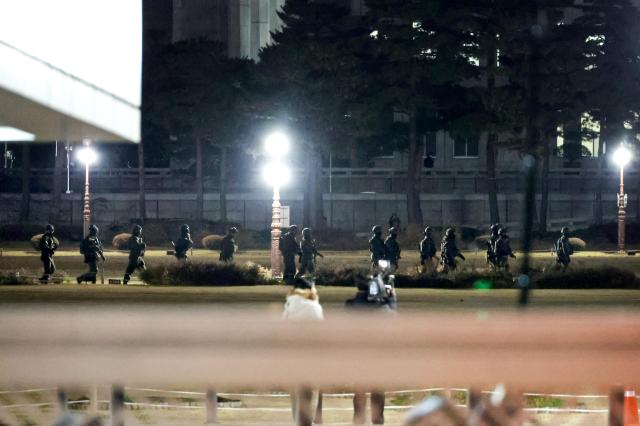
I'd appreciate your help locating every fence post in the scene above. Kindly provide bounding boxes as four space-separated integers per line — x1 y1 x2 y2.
90 385 99 412
609 387 624 426
295 387 313 426
205 388 218 424
111 384 125 426
57 387 68 415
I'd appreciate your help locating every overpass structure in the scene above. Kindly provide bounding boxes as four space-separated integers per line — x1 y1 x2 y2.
0 0 141 143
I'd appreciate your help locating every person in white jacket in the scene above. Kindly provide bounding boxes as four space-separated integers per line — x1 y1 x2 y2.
283 278 324 425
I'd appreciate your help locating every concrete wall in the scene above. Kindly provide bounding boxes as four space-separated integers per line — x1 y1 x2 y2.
1 192 629 235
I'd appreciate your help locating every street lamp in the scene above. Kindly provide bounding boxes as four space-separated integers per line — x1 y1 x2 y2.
613 144 632 252
263 132 291 278
76 145 98 238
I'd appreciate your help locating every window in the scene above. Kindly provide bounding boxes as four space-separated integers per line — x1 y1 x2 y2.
453 136 479 158
423 132 436 157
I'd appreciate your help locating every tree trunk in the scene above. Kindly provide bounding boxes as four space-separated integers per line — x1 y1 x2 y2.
485 38 500 225
520 2 542 306
594 119 606 225
406 108 424 227
538 130 550 233
219 146 227 223
303 147 324 230
138 139 146 222
195 137 204 222
50 142 65 223
20 144 31 222
486 133 500 224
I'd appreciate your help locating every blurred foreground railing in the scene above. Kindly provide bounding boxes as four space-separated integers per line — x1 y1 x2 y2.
0 307 639 425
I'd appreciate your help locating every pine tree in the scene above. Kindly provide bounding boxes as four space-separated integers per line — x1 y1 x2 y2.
257 0 371 229
363 0 480 227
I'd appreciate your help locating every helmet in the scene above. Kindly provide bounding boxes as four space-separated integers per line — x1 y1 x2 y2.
289 225 298 234
45 224 55 233
389 227 398 235
498 228 507 236
424 226 432 235
372 225 382 235
228 226 238 234
446 228 455 238
561 226 569 235
89 224 99 235
180 224 190 233
132 225 143 236
302 227 312 238
490 224 498 233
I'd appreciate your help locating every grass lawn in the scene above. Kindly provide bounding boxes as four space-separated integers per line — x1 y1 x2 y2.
1 248 639 311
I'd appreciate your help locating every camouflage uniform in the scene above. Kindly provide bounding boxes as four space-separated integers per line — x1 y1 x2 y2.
173 224 194 260
39 224 58 283
124 225 146 285
219 227 238 262
555 227 573 271
279 225 301 282
369 225 386 269
384 227 401 270
77 224 105 284
494 228 516 270
296 228 323 277
419 227 437 273
440 228 465 272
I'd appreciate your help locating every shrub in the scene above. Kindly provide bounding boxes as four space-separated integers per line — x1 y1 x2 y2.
201 234 224 250
535 267 640 289
140 261 270 286
112 233 132 250
0 272 31 285
29 234 60 251
315 266 370 286
568 237 586 251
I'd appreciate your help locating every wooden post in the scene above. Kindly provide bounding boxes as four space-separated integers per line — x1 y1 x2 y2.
57 387 68 414
90 385 99 412
205 388 217 424
295 387 313 426
111 385 125 426
609 387 624 426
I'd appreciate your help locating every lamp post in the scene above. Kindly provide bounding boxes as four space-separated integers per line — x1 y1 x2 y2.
76 145 98 238
612 144 632 252
263 132 291 278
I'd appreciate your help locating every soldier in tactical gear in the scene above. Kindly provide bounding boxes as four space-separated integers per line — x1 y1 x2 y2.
486 224 500 269
172 224 194 261
123 225 146 285
77 224 105 284
279 225 301 282
369 225 386 270
39 224 58 283
555 227 573 271
419 226 437 273
384 227 401 271
219 227 238 262
494 228 516 270
296 227 323 278
440 228 465 273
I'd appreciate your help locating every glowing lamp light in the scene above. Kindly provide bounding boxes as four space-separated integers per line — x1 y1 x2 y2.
76 147 98 165
264 132 290 158
613 144 632 169
263 162 291 187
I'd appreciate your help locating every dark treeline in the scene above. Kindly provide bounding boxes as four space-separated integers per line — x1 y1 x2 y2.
7 0 640 232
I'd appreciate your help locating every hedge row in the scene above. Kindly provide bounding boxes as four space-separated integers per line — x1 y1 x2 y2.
140 261 274 286
139 262 640 290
